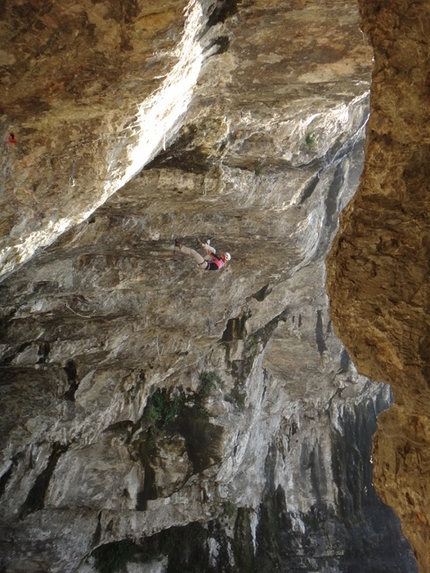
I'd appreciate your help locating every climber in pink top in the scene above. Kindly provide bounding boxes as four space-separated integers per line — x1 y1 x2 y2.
175 239 231 271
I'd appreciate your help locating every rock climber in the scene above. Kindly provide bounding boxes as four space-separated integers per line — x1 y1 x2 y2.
175 239 231 271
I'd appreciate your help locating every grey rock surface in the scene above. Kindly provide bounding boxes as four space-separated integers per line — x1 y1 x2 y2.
0 1 417 572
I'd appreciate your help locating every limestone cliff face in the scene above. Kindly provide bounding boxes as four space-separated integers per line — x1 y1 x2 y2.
0 1 418 573
0 0 203 278
326 1 430 571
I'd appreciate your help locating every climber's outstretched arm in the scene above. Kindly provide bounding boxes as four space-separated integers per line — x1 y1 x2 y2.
202 242 216 255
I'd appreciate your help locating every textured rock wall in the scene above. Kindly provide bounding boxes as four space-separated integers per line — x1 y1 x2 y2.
0 0 205 278
326 1 430 571
0 1 419 572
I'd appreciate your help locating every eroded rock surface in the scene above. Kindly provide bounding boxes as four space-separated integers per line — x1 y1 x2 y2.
0 0 204 278
326 1 430 571
0 1 419 572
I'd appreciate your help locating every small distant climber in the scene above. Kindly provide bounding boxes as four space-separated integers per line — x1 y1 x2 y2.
175 239 231 271
8 133 17 145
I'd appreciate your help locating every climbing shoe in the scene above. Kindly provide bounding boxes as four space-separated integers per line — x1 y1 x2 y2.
175 239 182 249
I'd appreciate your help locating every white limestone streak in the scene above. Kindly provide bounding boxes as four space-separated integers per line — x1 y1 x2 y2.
0 0 205 281
108 0 206 186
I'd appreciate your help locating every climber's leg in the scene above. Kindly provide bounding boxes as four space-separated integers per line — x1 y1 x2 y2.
180 245 208 269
